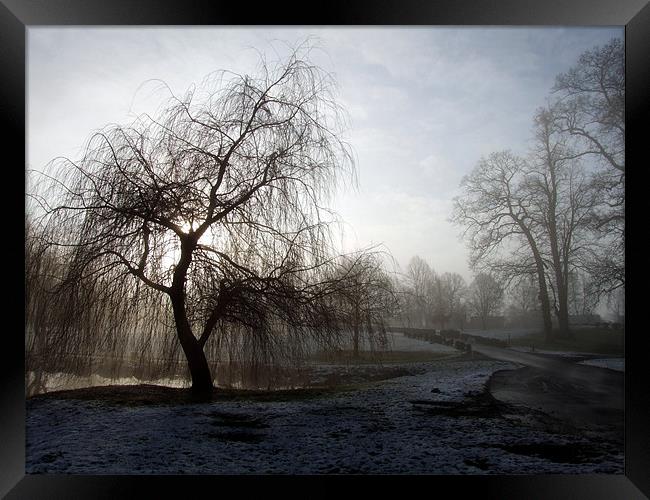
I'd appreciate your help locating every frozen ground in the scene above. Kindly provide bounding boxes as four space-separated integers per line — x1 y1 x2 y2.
26 356 623 474
578 358 625 372
508 346 603 358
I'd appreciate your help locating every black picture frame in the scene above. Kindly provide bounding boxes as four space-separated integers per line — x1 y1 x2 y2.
2 0 648 497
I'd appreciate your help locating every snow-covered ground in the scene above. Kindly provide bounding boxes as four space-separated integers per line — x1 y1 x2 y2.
26 357 623 474
508 346 602 358
578 358 625 372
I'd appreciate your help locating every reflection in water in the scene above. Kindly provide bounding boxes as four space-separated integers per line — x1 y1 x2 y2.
27 360 312 396
26 371 189 396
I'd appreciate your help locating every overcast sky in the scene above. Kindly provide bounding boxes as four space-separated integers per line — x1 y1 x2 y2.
28 27 622 283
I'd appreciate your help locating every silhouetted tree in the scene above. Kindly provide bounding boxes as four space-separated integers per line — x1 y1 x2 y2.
405 256 435 328
552 38 624 174
504 275 541 328
333 252 398 358
567 270 599 318
452 151 554 340
526 107 599 338
28 47 357 396
468 273 504 330
453 39 624 341
429 271 467 330
440 272 467 329
551 38 624 297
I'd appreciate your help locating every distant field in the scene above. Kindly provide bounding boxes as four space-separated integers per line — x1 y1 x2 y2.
393 325 624 357
309 331 459 365
309 349 457 365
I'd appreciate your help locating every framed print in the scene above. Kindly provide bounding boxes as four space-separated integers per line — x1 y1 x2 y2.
2 0 649 497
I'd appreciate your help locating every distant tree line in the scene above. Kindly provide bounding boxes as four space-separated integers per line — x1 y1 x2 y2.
392 255 503 332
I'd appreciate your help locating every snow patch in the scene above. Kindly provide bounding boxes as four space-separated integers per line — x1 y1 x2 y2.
578 358 624 372
26 358 623 474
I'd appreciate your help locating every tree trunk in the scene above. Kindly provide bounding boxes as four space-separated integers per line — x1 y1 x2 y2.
353 306 360 358
182 335 214 396
535 267 554 343
562 261 574 339
366 312 374 351
556 285 571 338
170 292 214 397
544 145 571 340
169 239 214 398
548 232 570 338
520 226 553 343
551 262 569 337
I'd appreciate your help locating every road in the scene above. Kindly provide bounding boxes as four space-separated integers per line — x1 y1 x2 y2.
472 344 623 438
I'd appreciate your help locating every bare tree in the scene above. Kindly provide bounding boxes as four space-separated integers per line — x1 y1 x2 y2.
511 276 540 315
405 255 436 328
504 275 541 328
333 251 398 358
452 151 555 340
27 47 357 396
567 270 599 318
430 272 466 330
453 113 601 340
442 272 467 329
552 38 624 297
606 287 625 325
453 38 623 342
552 38 624 174
525 107 599 338
429 272 447 330
468 273 504 330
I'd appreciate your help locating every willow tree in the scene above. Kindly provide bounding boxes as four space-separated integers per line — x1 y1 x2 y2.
28 49 355 396
333 252 398 358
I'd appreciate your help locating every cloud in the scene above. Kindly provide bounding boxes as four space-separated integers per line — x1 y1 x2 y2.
28 26 622 283
336 187 469 279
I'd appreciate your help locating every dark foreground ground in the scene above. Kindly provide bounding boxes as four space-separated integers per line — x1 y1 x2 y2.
26 350 624 474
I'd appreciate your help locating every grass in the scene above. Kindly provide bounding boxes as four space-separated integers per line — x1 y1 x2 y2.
508 326 624 355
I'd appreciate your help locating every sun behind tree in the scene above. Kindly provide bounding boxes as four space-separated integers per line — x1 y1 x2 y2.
26 44 357 397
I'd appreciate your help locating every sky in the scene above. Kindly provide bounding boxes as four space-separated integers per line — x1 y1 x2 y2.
28 27 623 284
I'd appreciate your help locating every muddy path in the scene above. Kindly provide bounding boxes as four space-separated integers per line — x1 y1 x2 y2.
488 366 623 443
